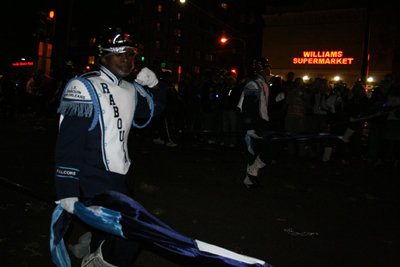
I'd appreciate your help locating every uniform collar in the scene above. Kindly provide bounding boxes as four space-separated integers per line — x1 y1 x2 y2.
100 65 122 85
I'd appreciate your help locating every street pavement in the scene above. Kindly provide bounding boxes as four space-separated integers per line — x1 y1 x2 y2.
0 113 399 267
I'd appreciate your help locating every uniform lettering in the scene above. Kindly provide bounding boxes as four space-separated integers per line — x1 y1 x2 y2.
102 82 126 143
101 83 110 93
109 95 116 105
56 169 76 176
113 106 119 117
119 130 125 141
123 148 128 162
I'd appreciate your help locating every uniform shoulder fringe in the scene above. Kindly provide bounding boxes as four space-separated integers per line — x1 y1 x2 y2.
57 101 94 118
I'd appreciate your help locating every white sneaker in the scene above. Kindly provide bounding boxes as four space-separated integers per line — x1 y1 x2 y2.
166 141 177 147
153 138 165 145
81 241 117 267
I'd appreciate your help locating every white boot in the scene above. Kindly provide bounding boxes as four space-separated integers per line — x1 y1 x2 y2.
246 155 267 176
322 147 333 162
243 155 266 188
243 174 253 186
341 128 355 143
81 241 117 267
69 232 92 258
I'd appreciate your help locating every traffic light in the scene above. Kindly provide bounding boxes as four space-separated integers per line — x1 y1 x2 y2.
38 10 55 41
38 10 47 40
46 10 56 38
48 10 55 20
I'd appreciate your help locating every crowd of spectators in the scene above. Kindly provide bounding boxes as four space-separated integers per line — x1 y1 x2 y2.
0 64 79 120
1 66 399 170
173 70 399 171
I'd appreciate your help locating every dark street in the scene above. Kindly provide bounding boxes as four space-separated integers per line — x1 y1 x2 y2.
0 113 399 267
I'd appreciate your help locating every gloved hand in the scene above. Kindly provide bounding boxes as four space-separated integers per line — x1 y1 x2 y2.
135 67 158 88
55 197 79 214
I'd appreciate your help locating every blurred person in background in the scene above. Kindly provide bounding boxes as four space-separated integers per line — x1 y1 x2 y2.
221 74 242 147
284 77 311 157
0 69 17 120
238 57 282 188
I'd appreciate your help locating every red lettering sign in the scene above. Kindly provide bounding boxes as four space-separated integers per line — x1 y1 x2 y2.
12 62 34 67
294 51 352 65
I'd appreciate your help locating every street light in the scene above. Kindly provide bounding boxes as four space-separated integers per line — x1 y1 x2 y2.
220 37 247 75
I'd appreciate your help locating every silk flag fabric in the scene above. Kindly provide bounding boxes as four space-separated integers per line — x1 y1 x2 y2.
244 130 339 156
50 191 273 267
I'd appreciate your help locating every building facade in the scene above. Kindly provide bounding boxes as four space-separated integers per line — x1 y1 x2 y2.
62 0 264 83
261 2 400 88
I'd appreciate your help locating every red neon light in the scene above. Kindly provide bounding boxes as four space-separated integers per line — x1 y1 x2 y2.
303 51 343 58
293 51 354 65
293 58 354 64
12 62 34 66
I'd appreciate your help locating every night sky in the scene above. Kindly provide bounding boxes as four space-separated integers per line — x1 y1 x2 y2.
0 0 374 67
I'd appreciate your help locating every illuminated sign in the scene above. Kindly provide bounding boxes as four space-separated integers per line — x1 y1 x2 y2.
12 62 34 66
293 51 354 65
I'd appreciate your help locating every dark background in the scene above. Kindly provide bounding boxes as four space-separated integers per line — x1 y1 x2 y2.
0 113 399 266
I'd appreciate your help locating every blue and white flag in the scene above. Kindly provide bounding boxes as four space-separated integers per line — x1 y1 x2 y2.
50 191 273 267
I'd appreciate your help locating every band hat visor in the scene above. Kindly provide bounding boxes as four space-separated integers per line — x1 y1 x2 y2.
100 33 139 57
101 46 138 55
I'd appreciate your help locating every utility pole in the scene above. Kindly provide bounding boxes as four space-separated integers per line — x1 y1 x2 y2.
360 2 373 85
37 9 56 76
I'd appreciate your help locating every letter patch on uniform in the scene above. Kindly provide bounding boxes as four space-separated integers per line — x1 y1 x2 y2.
55 167 80 180
58 78 94 118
